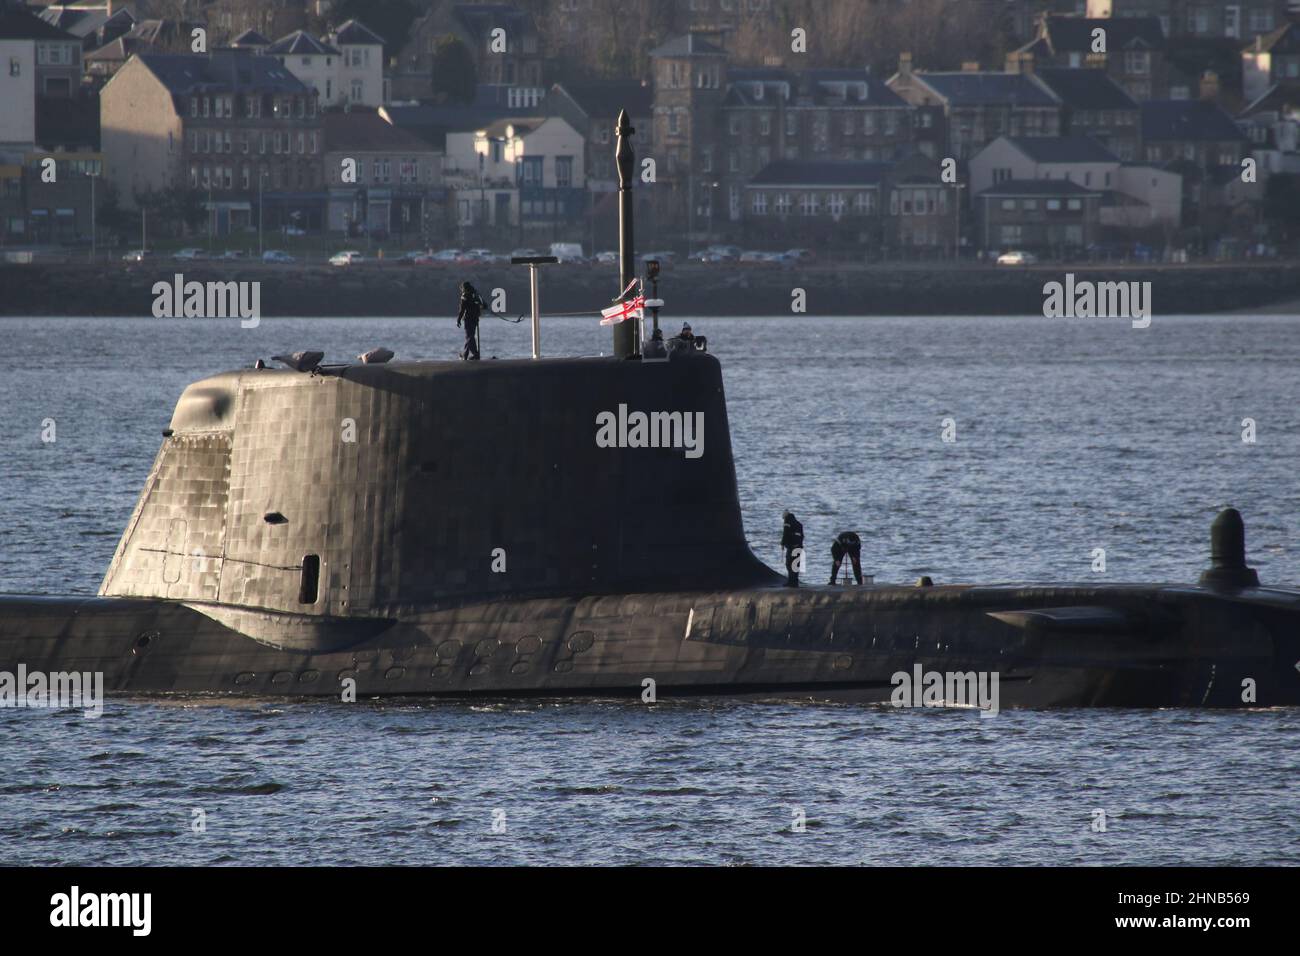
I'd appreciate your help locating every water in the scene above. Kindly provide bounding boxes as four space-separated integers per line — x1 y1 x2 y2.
0 314 1297 865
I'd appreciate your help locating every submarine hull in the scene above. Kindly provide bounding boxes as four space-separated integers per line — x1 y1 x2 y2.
3 582 1297 708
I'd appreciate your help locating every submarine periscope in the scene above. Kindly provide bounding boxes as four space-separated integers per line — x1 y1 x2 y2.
0 109 1298 710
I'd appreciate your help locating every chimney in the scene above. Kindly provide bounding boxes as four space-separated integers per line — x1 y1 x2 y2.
1200 70 1221 101
899 52 912 78
962 60 981 72
1005 51 1035 74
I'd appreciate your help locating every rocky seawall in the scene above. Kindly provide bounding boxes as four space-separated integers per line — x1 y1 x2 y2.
3 260 1300 317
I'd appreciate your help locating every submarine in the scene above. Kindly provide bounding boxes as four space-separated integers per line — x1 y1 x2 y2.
2 112 1298 710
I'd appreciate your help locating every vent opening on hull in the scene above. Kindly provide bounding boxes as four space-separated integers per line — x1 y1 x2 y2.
299 555 320 605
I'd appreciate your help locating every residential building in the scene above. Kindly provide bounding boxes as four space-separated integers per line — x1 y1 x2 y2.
719 66 915 226
323 109 444 239
1141 97 1251 166
100 51 323 233
443 115 584 235
1017 14 1169 100
971 134 1181 226
743 159 891 248
207 0 309 47
1239 83 1300 175
327 20 385 107
976 178 1102 251
548 80 653 192
887 55 1062 160
36 2 134 53
84 20 201 83
1033 65 1142 159
1084 0 1287 42
1243 21 1300 103
393 2 545 104
649 32 728 233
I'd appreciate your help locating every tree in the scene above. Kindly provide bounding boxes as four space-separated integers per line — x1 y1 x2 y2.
431 35 477 104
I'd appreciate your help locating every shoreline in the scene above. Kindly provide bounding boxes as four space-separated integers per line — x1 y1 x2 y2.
4 260 1300 318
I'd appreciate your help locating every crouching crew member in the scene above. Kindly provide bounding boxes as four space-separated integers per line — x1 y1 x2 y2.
830 531 864 585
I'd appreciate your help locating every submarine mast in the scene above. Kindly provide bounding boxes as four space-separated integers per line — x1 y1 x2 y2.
614 109 638 359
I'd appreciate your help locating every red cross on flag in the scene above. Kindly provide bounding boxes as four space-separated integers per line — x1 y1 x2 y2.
600 279 644 326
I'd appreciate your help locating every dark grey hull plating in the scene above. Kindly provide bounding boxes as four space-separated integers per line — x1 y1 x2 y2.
4 580 1298 707
3 352 1295 709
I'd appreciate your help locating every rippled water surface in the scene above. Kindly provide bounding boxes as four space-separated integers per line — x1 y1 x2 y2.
0 313 1297 865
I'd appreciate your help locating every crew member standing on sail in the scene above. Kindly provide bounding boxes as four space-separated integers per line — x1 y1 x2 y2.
457 281 483 361
781 511 804 588
830 530 863 585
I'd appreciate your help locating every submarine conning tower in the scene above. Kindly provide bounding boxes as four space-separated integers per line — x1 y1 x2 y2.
98 351 780 616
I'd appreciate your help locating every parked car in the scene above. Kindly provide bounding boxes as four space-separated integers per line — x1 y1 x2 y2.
705 244 742 261
510 247 541 259
410 252 437 265
428 248 462 264
262 250 296 264
595 250 618 264
784 248 815 263
550 242 585 262
220 250 247 260
690 250 727 264
120 249 150 262
173 248 206 260
281 225 306 237
329 250 364 266
996 250 1037 266
739 250 771 264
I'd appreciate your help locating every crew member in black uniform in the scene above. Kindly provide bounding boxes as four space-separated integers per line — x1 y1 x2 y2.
456 281 484 361
781 511 804 587
830 531 864 585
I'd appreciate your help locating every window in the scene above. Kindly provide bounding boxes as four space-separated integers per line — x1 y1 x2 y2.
351 79 363 102
1046 199 1062 211
758 114 770 136
799 193 820 216
1067 199 1082 211
1000 225 1022 245
521 156 542 186
729 115 741 136
1125 51 1150 75
1001 199 1016 211
853 192 874 215
785 113 797 136
190 96 197 116
556 156 573 188
862 113 875 135
774 193 791 215
842 114 854 135
729 151 740 173
701 148 712 172
1023 199 1038 211
828 193 845 217
299 555 320 604
668 112 680 135
752 192 767 214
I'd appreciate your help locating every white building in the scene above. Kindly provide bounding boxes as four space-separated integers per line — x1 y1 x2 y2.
0 37 37 157
444 116 585 230
971 134 1181 227
260 18 384 108
327 20 384 108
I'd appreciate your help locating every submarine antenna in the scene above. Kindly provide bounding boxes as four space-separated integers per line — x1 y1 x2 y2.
1199 507 1260 589
614 108 638 359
